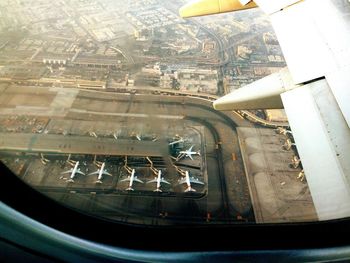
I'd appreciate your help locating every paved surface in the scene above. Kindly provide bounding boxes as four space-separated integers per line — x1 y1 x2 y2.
0 133 169 156
0 86 252 225
237 127 317 223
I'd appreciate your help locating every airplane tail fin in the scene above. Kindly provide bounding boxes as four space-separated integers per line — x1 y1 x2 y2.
67 179 75 183
96 180 103 184
126 187 134 191
154 188 162 193
185 186 196 192
179 0 257 18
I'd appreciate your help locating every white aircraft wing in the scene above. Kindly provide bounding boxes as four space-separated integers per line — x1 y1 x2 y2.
189 177 205 185
61 169 73 174
176 152 185 160
187 154 194 160
178 178 187 185
76 169 85 176
146 177 158 184
88 171 100 176
102 170 112 176
120 176 131 183
180 0 350 220
160 178 171 185
134 177 144 184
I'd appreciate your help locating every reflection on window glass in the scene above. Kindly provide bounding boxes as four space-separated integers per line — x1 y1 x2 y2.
0 0 324 225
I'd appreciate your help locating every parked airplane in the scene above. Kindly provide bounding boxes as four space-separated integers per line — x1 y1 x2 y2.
89 131 97 138
178 171 204 192
147 170 171 192
61 161 85 183
120 169 143 191
290 155 301 169
130 132 142 141
276 127 293 136
88 162 112 184
283 139 296 151
176 145 200 161
40 153 50 165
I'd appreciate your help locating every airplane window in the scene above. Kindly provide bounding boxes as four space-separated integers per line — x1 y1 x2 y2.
0 0 348 227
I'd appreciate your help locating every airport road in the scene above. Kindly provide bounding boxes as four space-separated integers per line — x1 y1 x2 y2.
0 87 253 224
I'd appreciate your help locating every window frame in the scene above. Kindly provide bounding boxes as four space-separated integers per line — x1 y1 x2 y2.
1 161 350 254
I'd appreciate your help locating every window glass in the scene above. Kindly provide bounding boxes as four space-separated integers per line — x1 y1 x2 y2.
0 0 325 225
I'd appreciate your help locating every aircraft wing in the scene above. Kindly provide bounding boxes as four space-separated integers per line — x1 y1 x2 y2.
146 178 158 184
160 178 171 185
176 153 185 160
189 177 205 185
188 154 194 160
134 177 144 184
178 178 187 185
61 169 73 175
102 170 112 176
120 177 131 183
180 0 350 220
76 170 85 176
88 171 99 176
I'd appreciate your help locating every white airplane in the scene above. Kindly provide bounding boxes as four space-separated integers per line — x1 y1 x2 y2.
40 154 50 165
176 145 200 161
275 127 293 136
89 131 97 138
290 155 301 169
120 169 144 191
61 161 85 183
147 170 171 192
283 138 296 151
178 171 204 192
131 132 142 141
180 0 350 220
88 162 112 184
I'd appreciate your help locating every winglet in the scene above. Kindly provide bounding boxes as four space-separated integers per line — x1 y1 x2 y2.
179 0 257 18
